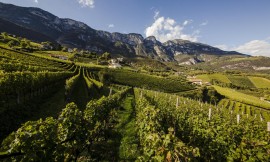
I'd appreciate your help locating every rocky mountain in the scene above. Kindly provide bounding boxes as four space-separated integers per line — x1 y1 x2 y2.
0 18 56 43
0 2 244 62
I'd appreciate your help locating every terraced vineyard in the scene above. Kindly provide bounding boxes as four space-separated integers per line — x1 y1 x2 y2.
0 45 270 161
0 47 70 72
218 99 270 121
0 47 77 140
197 73 231 83
213 85 270 109
134 89 270 161
197 73 270 89
104 69 195 93
249 76 270 88
227 75 256 88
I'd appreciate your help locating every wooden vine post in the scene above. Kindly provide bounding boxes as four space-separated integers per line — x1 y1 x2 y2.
176 97 179 108
208 108 212 120
260 114 263 122
109 87 112 96
237 114 240 124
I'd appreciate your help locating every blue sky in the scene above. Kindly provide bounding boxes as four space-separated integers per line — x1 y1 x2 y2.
1 0 270 56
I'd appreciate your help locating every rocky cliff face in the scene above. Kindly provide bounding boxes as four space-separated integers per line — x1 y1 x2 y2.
0 2 243 62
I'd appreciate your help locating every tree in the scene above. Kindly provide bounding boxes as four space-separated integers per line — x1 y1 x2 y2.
73 48 78 53
7 40 19 48
206 87 221 105
101 52 111 61
41 41 55 50
62 47 68 52
2 32 8 39
20 40 30 48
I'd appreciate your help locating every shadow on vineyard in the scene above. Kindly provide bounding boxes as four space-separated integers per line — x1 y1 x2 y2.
68 75 91 110
0 81 66 142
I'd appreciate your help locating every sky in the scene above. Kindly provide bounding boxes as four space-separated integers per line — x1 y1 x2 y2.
1 0 270 57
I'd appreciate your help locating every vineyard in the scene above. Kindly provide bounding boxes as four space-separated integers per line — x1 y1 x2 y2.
213 85 270 109
249 76 270 89
134 89 270 161
197 73 270 89
0 46 270 161
218 99 270 121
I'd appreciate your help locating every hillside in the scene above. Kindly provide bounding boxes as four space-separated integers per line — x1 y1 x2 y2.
0 18 56 43
0 2 244 62
0 43 269 161
0 29 269 161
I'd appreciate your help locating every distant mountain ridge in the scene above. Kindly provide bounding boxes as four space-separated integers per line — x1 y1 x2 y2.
0 18 56 43
0 2 244 62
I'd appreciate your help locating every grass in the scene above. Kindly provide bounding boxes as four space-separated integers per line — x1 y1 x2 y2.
248 76 270 88
213 85 270 109
116 95 140 160
89 94 140 161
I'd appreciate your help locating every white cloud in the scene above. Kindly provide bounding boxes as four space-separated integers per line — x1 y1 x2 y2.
214 39 270 57
234 40 270 57
108 24 114 28
183 19 193 26
78 0 95 8
154 11 160 20
200 21 208 26
145 16 198 43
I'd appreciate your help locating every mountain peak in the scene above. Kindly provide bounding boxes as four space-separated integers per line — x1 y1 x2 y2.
0 2 246 62
164 39 192 45
145 36 157 42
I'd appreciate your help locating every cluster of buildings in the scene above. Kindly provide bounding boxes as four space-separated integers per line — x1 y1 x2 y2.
108 58 123 68
187 76 211 85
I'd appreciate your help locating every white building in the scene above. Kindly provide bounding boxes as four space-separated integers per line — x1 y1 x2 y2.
109 59 122 68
